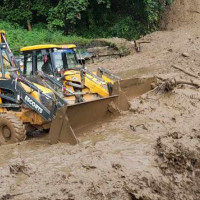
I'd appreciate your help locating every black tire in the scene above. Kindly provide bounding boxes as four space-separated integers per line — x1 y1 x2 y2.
0 114 26 145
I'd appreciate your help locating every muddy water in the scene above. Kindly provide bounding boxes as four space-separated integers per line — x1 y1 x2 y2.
0 141 49 166
80 115 153 145
118 66 160 79
1 83 200 199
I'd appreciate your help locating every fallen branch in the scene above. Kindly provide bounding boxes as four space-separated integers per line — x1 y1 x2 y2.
176 81 200 88
130 124 148 131
171 65 199 79
3 191 33 199
138 41 151 44
134 40 151 52
9 163 30 177
154 76 200 92
134 40 140 52
188 10 200 14
155 76 167 82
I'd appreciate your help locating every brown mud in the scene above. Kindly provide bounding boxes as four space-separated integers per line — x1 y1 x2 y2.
1 0 200 199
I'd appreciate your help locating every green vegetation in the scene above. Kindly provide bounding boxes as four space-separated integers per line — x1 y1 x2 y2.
0 0 173 53
0 21 92 54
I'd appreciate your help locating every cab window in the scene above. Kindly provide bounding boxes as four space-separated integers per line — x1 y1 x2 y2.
52 49 81 70
2 49 12 74
36 51 44 71
38 51 53 75
23 50 53 76
23 53 32 76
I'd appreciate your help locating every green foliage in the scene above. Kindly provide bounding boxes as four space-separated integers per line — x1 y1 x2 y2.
0 21 92 54
0 0 52 29
31 0 52 18
96 0 111 8
110 17 145 40
48 0 89 33
0 0 174 51
142 0 172 31
0 0 32 27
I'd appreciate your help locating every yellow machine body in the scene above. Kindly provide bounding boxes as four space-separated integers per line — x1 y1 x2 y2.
16 43 157 145
0 30 6 43
20 44 77 52
20 44 115 104
63 70 111 97
0 75 54 127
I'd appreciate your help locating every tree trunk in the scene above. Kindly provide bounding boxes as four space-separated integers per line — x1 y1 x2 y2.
27 0 32 31
27 20 32 31
64 14 69 35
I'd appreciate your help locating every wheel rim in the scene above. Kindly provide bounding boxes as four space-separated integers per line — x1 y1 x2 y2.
0 125 12 143
2 126 11 139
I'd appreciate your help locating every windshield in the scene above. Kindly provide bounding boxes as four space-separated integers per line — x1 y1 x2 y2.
52 49 82 70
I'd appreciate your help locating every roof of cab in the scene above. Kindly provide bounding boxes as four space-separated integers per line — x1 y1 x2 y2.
20 44 77 52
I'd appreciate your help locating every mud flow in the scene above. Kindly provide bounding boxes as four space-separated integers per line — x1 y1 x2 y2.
1 0 200 199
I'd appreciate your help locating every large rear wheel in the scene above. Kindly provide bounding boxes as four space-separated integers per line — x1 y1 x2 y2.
0 114 26 145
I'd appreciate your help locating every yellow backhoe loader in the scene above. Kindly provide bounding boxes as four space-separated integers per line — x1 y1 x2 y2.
19 43 156 144
0 30 156 145
20 44 155 104
0 31 62 144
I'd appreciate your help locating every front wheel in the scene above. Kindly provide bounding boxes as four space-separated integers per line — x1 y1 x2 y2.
0 114 26 145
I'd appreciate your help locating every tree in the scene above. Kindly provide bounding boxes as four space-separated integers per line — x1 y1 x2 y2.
48 0 89 35
0 0 173 39
0 0 32 30
0 0 52 30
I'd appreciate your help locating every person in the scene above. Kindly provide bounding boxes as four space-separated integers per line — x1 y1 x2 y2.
41 55 52 74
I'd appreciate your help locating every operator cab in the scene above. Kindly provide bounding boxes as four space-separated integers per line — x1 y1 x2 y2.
20 44 83 79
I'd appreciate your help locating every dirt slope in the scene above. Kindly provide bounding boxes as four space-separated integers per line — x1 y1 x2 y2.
0 1 200 200
161 0 200 30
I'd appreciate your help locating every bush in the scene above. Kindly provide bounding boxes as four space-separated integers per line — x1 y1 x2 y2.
110 17 146 40
0 21 92 54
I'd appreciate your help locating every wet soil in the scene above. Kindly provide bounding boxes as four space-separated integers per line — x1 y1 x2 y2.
1 0 200 199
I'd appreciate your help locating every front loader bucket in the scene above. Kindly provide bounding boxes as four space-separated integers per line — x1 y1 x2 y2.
48 76 157 145
119 77 156 99
49 95 125 144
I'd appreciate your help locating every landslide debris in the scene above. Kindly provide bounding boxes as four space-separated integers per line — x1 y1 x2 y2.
1 0 200 199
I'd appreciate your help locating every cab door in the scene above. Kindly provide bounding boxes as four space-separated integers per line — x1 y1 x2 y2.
23 50 40 83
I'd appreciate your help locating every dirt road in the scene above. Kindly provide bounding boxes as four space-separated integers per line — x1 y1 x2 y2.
0 0 200 199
